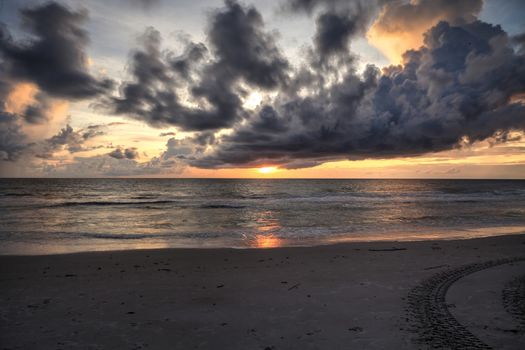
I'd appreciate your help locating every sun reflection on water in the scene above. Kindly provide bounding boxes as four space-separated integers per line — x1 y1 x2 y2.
248 210 283 247
253 234 282 248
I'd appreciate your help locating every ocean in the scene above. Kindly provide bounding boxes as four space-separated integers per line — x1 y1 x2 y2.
1 179 524 255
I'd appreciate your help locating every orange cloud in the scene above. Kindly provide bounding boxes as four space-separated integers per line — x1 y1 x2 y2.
367 0 482 64
26 100 70 140
3 82 70 140
367 24 423 65
21 99 70 141
4 82 39 114
511 93 525 104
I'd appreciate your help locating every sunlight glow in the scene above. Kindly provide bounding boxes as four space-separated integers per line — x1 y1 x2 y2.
258 166 277 174
243 91 263 110
253 234 282 248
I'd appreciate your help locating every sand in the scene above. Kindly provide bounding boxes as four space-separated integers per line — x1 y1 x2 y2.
1 234 525 349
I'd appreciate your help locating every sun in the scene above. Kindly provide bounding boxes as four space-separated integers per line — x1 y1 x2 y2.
258 166 277 174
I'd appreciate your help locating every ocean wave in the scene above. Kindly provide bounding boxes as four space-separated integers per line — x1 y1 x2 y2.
83 233 152 240
131 195 160 199
238 195 267 199
0 192 33 197
52 200 179 207
200 204 247 209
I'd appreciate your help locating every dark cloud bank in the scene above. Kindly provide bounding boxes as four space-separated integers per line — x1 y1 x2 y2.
0 2 112 99
106 0 289 131
1 0 525 172
0 2 113 163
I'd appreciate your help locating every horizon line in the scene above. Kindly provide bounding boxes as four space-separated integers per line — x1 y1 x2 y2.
1 177 524 181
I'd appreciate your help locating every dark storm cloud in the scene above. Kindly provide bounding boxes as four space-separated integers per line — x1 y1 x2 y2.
163 137 198 159
0 65 11 105
208 0 289 89
193 132 216 147
20 92 53 124
169 42 208 81
314 12 358 60
106 0 289 131
0 2 114 162
513 33 525 55
0 2 113 99
107 27 238 131
0 112 27 161
4 0 524 173
108 147 139 160
107 0 524 169
193 19 525 168
283 0 385 70
286 0 483 64
311 5 381 66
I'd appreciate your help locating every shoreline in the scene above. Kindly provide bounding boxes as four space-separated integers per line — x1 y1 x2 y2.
2 226 525 257
2 234 525 349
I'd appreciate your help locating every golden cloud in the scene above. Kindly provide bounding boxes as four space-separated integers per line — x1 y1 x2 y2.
367 0 482 64
4 82 39 114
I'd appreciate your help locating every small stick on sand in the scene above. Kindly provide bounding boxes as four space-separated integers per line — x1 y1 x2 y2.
288 283 300 291
368 248 407 252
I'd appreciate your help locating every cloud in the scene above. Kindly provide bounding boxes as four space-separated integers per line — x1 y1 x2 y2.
208 0 289 89
159 132 176 137
283 0 384 68
0 2 115 169
106 0 289 131
0 112 27 161
42 154 180 177
43 137 187 177
367 0 483 64
35 124 106 159
0 2 113 99
193 19 525 168
169 41 208 82
282 0 365 14
108 147 139 160
18 93 53 124
512 33 525 55
105 1 525 171
313 12 360 61
2 0 525 177
4 82 37 116
128 0 161 10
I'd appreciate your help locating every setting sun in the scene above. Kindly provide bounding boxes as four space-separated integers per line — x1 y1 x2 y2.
258 166 278 174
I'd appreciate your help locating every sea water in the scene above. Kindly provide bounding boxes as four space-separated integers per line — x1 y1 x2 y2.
1 179 524 254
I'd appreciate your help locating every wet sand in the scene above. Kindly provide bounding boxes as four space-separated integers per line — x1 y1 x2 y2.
1 234 525 349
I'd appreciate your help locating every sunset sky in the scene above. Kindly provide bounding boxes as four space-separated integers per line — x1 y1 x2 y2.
1 0 524 178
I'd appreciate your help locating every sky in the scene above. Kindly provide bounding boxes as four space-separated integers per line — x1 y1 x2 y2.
0 0 524 178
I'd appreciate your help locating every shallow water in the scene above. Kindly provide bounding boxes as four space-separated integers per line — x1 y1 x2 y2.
1 179 524 254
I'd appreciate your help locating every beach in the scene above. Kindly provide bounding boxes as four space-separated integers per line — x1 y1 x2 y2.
2 0 525 348
2 234 524 349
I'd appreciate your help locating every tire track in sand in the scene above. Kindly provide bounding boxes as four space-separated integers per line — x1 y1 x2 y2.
406 257 525 349
502 274 525 329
